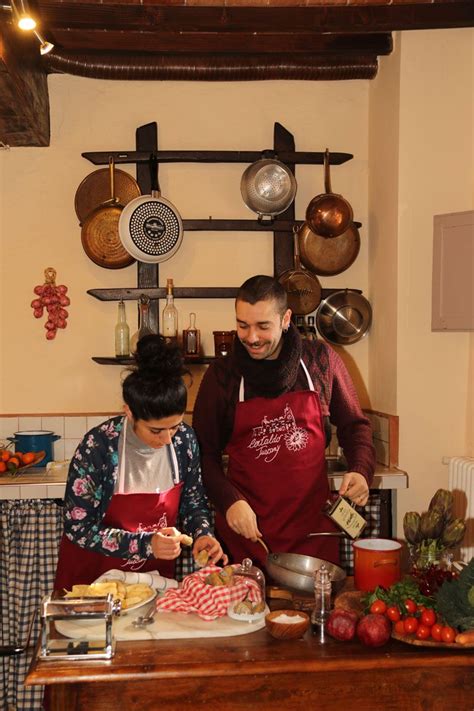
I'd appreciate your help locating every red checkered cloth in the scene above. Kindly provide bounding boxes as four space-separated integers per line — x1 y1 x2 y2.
154 565 262 621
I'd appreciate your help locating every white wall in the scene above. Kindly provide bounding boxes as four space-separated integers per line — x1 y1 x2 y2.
370 28 474 533
0 78 370 413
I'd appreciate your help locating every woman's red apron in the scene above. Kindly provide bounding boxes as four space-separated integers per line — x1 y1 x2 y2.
215 359 339 570
54 419 183 591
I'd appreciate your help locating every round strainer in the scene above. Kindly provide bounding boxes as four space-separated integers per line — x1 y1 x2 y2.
241 158 297 219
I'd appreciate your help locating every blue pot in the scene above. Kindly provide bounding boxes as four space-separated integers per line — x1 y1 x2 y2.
7 430 61 467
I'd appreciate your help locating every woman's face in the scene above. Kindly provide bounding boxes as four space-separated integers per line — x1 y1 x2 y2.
124 406 185 449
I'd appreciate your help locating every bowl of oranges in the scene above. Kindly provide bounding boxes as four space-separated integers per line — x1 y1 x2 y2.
0 448 46 475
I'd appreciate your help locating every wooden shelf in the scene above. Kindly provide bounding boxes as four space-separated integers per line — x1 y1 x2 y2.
92 356 216 366
82 149 353 166
88 287 358 302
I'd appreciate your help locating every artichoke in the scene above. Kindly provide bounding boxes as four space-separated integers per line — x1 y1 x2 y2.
403 511 422 544
419 509 444 540
428 489 454 518
441 518 467 548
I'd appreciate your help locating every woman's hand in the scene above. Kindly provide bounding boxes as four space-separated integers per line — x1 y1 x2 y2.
338 472 369 507
226 500 262 541
193 535 228 566
151 526 182 560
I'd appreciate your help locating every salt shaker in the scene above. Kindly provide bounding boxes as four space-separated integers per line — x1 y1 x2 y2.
311 564 332 642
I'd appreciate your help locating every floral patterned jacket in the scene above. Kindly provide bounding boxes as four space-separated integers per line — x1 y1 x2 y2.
63 416 213 561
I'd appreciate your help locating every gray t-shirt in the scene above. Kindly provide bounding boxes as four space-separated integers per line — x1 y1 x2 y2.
116 422 174 494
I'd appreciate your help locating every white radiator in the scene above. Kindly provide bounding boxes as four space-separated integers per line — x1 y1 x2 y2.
448 456 474 562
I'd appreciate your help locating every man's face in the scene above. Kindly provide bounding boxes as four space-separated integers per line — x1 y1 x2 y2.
235 298 291 360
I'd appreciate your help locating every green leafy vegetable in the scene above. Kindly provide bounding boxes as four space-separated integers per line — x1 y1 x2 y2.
363 578 434 614
435 559 474 631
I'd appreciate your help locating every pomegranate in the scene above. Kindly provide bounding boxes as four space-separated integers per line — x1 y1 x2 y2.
356 613 391 648
326 609 358 641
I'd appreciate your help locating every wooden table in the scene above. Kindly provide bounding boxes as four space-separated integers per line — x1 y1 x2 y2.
26 619 473 710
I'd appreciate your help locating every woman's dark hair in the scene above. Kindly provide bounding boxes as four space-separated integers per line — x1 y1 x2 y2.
236 275 288 316
122 335 188 421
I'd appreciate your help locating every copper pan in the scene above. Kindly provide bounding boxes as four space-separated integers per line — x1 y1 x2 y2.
278 227 322 315
298 221 360 277
305 149 353 238
75 164 141 226
81 157 135 269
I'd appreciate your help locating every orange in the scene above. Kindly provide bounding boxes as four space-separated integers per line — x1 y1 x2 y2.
1 450 11 462
22 452 35 465
0 461 6 473
8 457 20 468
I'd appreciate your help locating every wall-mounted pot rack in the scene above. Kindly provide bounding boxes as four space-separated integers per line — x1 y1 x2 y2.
83 121 358 364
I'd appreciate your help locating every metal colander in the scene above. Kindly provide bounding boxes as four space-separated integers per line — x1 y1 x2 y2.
241 158 297 218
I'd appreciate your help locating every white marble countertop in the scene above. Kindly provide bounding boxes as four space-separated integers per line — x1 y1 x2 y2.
0 464 407 501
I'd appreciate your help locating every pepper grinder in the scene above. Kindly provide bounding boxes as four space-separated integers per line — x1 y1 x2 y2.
311 564 332 643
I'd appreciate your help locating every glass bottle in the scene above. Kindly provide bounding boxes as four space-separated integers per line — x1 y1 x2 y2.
130 294 154 352
114 299 130 357
162 278 178 344
311 564 332 642
183 312 200 357
306 316 317 340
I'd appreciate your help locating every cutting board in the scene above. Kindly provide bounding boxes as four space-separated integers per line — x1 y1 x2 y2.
55 605 268 641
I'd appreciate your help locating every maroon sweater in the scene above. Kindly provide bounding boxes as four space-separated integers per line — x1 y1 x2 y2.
193 330 375 515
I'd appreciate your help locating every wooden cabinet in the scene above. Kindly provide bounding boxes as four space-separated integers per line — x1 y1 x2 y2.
83 121 354 363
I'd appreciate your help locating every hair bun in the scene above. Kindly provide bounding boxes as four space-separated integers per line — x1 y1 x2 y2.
134 335 184 379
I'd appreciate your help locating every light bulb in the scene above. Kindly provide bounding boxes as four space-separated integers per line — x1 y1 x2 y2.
18 14 35 30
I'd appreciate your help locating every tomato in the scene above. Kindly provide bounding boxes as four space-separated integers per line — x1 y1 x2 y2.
404 617 419 635
441 626 456 644
404 599 417 615
420 609 436 628
431 623 443 641
22 452 36 465
370 600 387 615
394 620 405 635
386 606 401 622
416 624 431 640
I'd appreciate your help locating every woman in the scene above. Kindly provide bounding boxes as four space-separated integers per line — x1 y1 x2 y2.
54 335 225 591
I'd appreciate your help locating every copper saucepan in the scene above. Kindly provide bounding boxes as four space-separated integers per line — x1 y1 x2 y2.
278 226 322 315
305 149 354 238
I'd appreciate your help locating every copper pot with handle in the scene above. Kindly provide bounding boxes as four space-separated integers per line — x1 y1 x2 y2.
305 149 354 238
278 226 322 315
298 220 360 277
80 157 135 269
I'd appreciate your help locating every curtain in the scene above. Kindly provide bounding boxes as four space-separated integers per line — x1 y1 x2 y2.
0 500 63 711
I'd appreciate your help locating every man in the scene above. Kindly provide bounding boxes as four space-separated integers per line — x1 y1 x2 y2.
193 275 375 567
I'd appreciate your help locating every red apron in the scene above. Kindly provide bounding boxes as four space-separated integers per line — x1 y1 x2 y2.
215 359 339 570
54 419 183 591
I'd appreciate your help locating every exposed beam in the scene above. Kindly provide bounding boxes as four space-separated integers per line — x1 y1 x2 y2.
0 23 50 146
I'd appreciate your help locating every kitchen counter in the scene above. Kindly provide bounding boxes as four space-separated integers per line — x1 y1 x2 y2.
26 606 472 711
0 464 407 500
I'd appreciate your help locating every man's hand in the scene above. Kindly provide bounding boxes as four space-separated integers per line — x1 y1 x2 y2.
338 472 369 507
226 500 262 541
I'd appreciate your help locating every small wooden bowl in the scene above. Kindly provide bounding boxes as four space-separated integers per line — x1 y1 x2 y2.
265 609 310 640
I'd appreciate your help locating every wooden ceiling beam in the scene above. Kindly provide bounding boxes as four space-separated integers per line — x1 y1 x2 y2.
36 1 474 34
0 24 50 147
49 29 393 55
